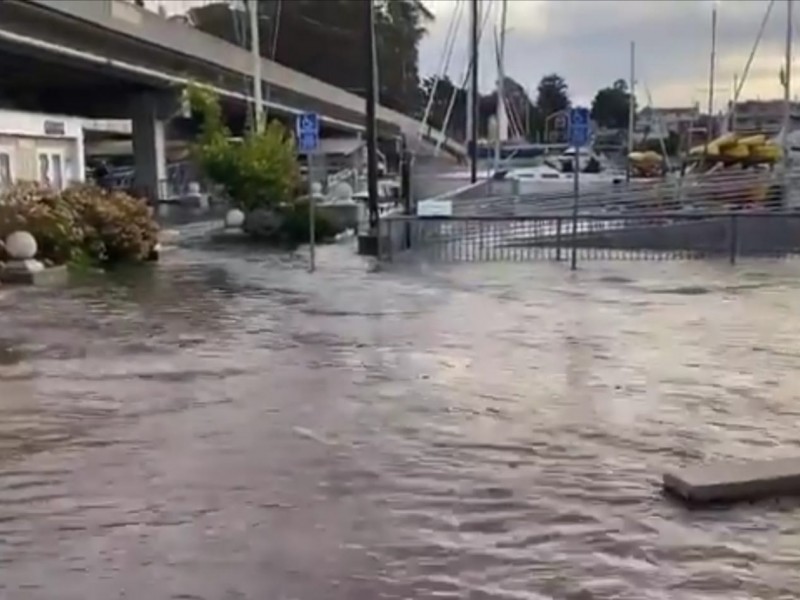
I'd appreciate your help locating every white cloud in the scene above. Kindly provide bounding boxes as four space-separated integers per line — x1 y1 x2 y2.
419 0 796 110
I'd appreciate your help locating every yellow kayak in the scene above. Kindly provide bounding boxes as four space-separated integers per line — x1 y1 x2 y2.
750 144 781 161
689 142 721 156
628 150 662 163
721 144 749 160
738 134 767 147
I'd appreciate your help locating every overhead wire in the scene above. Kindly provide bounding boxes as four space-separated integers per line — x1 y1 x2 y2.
730 0 775 108
433 0 496 156
262 0 282 122
492 25 524 140
417 0 465 142
642 80 672 172
231 0 258 128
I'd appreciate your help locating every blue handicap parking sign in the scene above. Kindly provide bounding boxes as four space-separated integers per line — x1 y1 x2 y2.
296 112 320 153
569 107 590 147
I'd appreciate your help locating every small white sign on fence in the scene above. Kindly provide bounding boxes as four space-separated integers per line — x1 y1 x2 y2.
417 199 453 217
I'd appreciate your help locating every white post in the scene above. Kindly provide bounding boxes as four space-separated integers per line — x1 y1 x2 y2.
249 0 264 133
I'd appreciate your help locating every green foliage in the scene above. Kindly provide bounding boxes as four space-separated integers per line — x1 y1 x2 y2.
188 0 431 116
188 84 299 212
0 183 159 266
278 198 340 245
591 79 635 130
535 74 570 120
420 75 539 142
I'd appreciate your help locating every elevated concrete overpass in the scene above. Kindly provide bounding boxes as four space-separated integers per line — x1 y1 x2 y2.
0 0 464 197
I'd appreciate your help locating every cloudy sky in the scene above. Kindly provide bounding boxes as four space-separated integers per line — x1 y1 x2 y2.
418 0 795 110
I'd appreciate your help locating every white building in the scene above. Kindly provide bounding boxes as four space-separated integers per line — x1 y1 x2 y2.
635 106 700 140
0 109 86 191
730 99 800 136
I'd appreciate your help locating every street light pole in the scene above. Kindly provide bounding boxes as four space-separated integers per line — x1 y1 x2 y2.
248 0 264 133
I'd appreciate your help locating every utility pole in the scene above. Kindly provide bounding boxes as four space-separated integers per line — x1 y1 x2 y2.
248 0 264 133
365 0 380 232
626 41 636 182
469 0 479 183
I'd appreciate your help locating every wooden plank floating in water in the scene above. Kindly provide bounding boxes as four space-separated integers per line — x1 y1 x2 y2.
663 457 800 505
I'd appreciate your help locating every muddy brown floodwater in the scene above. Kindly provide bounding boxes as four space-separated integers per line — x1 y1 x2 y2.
2 232 800 599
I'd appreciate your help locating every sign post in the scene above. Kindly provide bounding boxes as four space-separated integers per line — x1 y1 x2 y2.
568 107 590 271
296 112 320 272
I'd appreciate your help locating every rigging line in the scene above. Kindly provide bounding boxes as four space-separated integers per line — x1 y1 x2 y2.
233 1 258 123
439 1 466 92
491 24 524 140
642 80 672 172
432 0 495 156
733 0 776 104
418 0 464 139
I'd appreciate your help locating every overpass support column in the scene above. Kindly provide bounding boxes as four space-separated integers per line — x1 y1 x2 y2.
131 94 167 202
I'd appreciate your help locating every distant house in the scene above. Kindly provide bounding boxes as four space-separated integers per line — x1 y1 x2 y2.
636 106 700 141
729 99 800 136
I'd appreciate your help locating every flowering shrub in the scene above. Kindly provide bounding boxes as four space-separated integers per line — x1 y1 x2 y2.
0 183 159 265
61 186 160 263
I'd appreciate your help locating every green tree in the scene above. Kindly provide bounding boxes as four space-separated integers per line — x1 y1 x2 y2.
488 77 539 141
419 75 538 142
188 0 432 117
187 85 299 212
591 78 635 129
535 73 570 121
420 75 468 140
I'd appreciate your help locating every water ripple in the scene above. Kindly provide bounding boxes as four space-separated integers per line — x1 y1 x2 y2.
0 243 799 598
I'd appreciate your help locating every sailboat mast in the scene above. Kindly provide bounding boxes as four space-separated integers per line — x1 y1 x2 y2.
626 41 635 182
783 0 793 172
706 1 718 154
469 0 479 183
493 0 508 171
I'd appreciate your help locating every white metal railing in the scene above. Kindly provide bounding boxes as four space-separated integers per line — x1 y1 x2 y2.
448 166 800 217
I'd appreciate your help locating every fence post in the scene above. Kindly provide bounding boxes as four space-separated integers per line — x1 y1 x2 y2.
570 213 578 271
555 217 562 261
728 213 738 265
479 219 484 261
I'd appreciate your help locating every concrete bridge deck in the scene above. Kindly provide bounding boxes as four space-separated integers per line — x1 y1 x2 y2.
0 0 463 159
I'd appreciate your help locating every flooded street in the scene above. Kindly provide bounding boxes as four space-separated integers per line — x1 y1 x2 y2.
2 233 800 599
